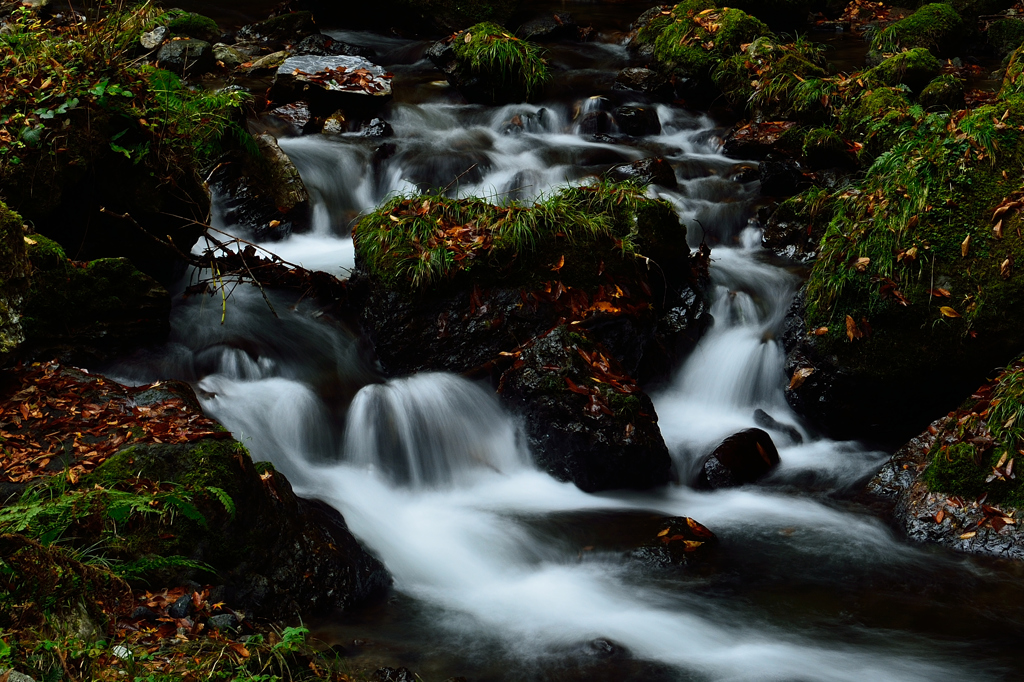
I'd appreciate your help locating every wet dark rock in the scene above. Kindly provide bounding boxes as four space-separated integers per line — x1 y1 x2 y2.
207 613 239 631
91 430 391 619
268 101 314 135
167 594 194 619
919 74 966 111
156 39 214 76
208 134 311 242
374 668 416 682
517 12 577 41
721 121 800 160
867 417 1024 561
759 154 804 197
586 638 619 657
696 428 780 489
362 117 394 138
613 67 673 100
237 11 319 47
614 105 661 137
244 50 291 73
605 157 677 189
576 110 615 136
753 408 803 444
499 326 673 492
628 515 717 568
762 193 830 262
270 55 393 113
130 606 159 621
294 33 375 57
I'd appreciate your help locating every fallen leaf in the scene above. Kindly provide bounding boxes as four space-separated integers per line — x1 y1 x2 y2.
939 306 961 318
789 367 815 390
813 326 829 336
1001 258 1012 278
845 315 863 341
959 531 977 539
961 234 971 257
994 219 1004 238
935 509 944 524
927 288 951 298
853 256 871 272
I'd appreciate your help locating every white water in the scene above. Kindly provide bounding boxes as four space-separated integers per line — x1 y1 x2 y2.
110 63 1005 680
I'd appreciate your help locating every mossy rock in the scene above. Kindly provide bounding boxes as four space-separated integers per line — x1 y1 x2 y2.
167 11 220 42
802 127 852 168
0 203 31 357
22 242 170 362
838 86 913 159
650 1 772 85
788 92 1024 440
440 22 549 103
1001 42 1024 97
763 187 837 260
87 436 390 618
987 18 1024 56
870 3 963 56
865 47 943 94
919 73 966 111
712 37 829 118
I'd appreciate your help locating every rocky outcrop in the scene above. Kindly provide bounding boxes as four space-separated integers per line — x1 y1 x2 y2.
21 235 170 363
269 55 393 119
0 203 31 358
499 326 673 491
156 38 214 76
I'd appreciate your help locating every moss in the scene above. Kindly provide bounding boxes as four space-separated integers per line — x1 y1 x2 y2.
167 12 220 42
354 181 684 292
451 22 549 102
651 2 771 80
987 18 1024 56
712 37 829 117
95 439 250 500
865 48 942 94
802 128 850 167
1001 43 1024 98
24 233 66 268
870 3 963 56
923 442 988 498
918 74 966 111
839 86 913 159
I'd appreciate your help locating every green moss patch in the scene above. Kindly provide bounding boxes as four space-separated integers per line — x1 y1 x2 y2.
650 1 771 80
167 11 221 42
865 48 942 94
870 3 963 56
712 36 829 117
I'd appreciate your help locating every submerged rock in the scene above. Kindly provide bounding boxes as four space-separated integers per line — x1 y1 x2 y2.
517 12 578 41
612 67 673 100
628 515 717 568
613 105 662 137
696 428 780 489
604 157 677 189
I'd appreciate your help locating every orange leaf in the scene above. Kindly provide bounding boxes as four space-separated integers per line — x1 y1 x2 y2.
939 306 961 318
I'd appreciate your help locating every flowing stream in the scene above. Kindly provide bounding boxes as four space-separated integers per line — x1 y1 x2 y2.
108 11 1024 681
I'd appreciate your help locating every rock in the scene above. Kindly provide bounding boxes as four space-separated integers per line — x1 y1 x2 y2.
270 55 393 111
140 26 168 50
268 101 313 134
22 236 171 364
0 203 31 357
605 157 677 189
295 33 375 57
207 613 239 631
866 48 942 94
919 74 966 111
156 39 214 77
499 326 674 492
213 42 248 68
517 13 577 41
362 117 393 138
614 105 661 137
245 50 291 73
759 154 804 196
237 11 319 47
209 134 311 241
167 594 194 619
130 606 159 621
91 431 391 619
0 670 37 682
374 668 416 682
322 110 347 134
722 121 800 160
753 408 803 444
167 12 221 43
870 3 963 57
427 23 549 104
628 516 717 568
575 110 614 136
696 428 780 489
612 67 673 100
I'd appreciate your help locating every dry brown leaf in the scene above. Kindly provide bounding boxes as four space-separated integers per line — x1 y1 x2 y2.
789 367 815 390
939 306 961 318
845 315 863 341
961 234 971 257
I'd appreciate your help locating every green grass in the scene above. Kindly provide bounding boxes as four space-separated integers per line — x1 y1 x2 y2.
452 22 549 101
354 180 678 290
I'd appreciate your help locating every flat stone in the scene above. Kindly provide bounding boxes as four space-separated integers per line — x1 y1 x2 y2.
141 26 168 50
275 55 392 97
156 39 214 76
213 43 248 68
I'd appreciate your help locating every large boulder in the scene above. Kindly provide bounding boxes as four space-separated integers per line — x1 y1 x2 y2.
21 235 170 363
696 428 780 489
499 326 674 492
156 38 214 76
868 3 963 58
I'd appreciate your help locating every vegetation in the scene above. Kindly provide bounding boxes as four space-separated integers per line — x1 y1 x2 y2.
450 22 549 102
712 36 829 116
354 180 684 291
869 3 963 56
865 47 942 94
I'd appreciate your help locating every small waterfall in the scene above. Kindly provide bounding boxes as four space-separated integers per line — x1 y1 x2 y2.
342 373 531 487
